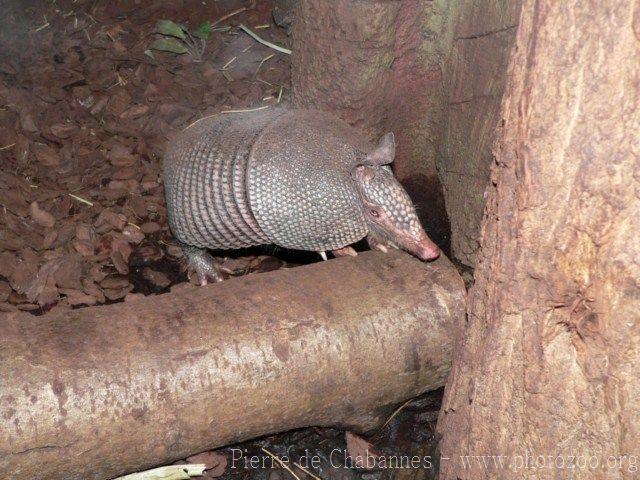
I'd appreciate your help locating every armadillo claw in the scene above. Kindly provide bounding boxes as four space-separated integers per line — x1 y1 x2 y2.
181 244 224 286
332 246 358 258
367 236 389 253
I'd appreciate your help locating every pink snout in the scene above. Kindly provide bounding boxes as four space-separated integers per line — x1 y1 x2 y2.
400 233 441 261
415 241 440 261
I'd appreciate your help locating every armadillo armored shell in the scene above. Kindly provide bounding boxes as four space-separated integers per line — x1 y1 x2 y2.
163 108 373 253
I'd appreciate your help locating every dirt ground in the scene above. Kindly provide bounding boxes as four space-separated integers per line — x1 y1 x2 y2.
0 0 296 314
0 1 442 478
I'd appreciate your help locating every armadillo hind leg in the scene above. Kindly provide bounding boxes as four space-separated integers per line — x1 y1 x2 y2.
180 243 224 286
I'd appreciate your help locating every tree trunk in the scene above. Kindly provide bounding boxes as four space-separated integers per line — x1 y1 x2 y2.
291 0 456 250
439 0 522 267
0 251 464 480
437 0 640 479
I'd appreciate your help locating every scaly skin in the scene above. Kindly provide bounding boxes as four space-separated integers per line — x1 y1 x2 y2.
180 243 224 286
354 164 440 261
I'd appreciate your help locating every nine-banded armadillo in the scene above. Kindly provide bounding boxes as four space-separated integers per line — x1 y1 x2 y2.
163 108 440 284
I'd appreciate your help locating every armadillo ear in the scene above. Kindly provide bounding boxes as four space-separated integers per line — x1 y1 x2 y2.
362 132 395 166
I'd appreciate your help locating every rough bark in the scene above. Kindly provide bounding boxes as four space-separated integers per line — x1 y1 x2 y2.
439 0 522 267
438 1 640 479
0 251 465 480
291 0 455 250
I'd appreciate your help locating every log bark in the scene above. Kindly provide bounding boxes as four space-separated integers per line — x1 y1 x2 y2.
0 251 464 480
438 1 640 479
439 0 522 267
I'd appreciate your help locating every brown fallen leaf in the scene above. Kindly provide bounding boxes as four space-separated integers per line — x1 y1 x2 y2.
111 238 132 274
122 225 145 244
140 221 161 234
42 230 58 249
95 209 127 232
120 104 149 119
345 431 379 470
100 187 130 201
103 284 133 301
89 96 109 116
0 280 11 302
25 259 61 306
32 143 61 166
130 243 163 265
254 256 284 274
50 123 77 139
112 166 138 180
53 255 84 290
73 239 95 256
108 179 139 191
142 267 170 288
9 259 39 295
75 223 95 242
166 244 183 258
20 111 38 133
0 302 18 313
100 275 130 290
8 290 27 305
0 189 29 216
12 134 30 163
59 288 97 306
141 180 160 192
82 278 106 304
186 451 227 478
0 252 20 279
30 201 56 228
36 275 59 307
17 302 40 311
108 143 139 167
127 195 148 218
106 88 132 116
88 264 107 283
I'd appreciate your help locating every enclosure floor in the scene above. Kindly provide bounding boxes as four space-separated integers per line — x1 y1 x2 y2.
0 0 295 314
0 1 442 478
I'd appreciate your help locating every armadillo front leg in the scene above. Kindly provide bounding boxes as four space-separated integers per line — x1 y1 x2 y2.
332 246 358 257
367 235 390 253
180 243 224 286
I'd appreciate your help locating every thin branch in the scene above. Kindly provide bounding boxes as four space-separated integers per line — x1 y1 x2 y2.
261 448 302 480
239 25 291 55
221 105 270 115
211 5 250 27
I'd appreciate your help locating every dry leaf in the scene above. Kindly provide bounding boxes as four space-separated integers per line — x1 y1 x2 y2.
186 451 227 478
345 431 379 470
30 201 56 228
32 143 61 166
120 104 149 119
50 123 77 139
142 267 170 288
140 221 161 234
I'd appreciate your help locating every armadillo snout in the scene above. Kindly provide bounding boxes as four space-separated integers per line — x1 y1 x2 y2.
406 234 440 261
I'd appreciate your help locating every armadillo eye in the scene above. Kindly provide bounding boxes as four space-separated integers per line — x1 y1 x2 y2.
369 208 380 218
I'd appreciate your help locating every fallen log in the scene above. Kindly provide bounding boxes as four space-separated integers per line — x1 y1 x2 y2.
0 251 464 480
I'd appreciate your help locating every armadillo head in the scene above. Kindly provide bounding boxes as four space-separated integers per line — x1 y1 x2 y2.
353 133 440 261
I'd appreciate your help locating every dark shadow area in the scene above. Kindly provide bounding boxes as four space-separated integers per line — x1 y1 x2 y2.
402 174 452 259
